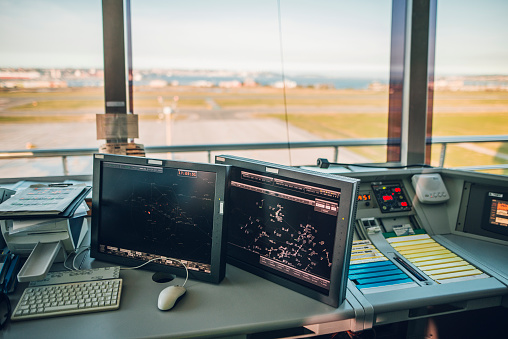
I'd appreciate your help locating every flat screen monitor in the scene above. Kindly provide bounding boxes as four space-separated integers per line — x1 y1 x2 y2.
481 190 508 236
215 155 359 307
91 154 229 283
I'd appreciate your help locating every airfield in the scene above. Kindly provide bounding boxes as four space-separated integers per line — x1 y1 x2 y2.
0 86 507 177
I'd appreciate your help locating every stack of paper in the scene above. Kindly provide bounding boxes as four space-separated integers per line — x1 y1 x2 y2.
0 185 91 219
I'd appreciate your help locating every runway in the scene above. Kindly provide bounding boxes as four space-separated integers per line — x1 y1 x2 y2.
0 113 369 177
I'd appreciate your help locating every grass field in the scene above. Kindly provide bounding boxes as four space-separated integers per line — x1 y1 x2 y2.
1 87 389 111
1 86 507 172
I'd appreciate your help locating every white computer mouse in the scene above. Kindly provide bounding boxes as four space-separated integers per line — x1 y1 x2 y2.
157 285 187 311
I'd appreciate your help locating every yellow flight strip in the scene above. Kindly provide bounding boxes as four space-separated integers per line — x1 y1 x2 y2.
418 260 470 271
426 264 477 276
413 256 463 267
428 269 484 281
403 249 451 259
351 252 385 260
390 239 435 247
397 245 444 254
387 234 487 283
410 253 457 263
350 240 388 264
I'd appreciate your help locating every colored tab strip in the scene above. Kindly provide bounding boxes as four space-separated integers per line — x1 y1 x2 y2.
356 273 410 285
357 278 413 290
349 268 403 280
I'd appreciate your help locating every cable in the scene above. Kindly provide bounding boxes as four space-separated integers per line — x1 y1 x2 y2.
73 246 90 270
277 0 292 166
62 245 90 271
120 257 162 270
63 253 74 271
316 158 434 169
120 257 189 287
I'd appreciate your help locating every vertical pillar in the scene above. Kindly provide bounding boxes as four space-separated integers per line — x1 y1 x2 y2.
100 0 143 156
102 0 129 117
387 0 437 166
387 0 408 163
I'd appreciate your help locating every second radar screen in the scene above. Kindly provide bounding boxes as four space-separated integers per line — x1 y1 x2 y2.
227 169 340 293
372 183 411 213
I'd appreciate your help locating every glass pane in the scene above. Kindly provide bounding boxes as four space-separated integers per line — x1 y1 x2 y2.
131 0 392 166
0 0 104 177
433 0 508 173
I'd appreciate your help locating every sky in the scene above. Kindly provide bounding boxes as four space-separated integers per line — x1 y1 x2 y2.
0 0 507 77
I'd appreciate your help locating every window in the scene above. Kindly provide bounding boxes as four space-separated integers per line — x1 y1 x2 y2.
130 0 393 166
0 0 103 177
432 0 508 173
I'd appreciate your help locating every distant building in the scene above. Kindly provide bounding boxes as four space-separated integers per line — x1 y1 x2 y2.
218 80 242 88
242 78 258 87
0 80 67 88
272 80 297 89
434 76 508 91
0 71 40 80
190 80 214 88
149 79 168 88
368 81 388 91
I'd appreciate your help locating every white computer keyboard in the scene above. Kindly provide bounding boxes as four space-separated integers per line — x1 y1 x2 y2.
11 278 122 321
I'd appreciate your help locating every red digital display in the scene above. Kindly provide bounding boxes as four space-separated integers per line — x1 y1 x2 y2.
178 169 197 177
395 188 401 193
401 202 408 207
358 194 371 201
382 195 394 201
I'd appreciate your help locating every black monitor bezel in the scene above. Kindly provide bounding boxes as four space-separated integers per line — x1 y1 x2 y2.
91 153 229 284
215 155 359 307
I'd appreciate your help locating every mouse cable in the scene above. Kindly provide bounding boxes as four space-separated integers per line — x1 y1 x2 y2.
121 257 189 287
62 245 91 271
73 245 90 270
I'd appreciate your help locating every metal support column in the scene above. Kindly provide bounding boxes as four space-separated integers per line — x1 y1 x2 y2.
102 0 131 144
387 0 437 166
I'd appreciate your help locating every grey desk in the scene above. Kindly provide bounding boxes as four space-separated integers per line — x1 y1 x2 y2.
4 170 508 337
437 234 508 290
2 262 359 339
0 176 359 338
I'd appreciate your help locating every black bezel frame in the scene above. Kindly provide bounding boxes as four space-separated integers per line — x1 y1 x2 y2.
215 155 359 307
91 153 229 284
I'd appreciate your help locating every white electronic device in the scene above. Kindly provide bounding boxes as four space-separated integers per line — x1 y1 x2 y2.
158 285 187 311
411 173 450 204
0 216 88 256
0 217 88 282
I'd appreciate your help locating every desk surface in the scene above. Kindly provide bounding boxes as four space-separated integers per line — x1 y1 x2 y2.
0 177 355 338
4 172 508 337
3 262 357 339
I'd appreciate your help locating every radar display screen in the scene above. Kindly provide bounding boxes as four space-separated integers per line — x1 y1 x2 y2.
91 154 229 283
216 155 359 307
228 170 340 292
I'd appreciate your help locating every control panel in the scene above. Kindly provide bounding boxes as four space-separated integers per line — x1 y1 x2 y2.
371 183 411 213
